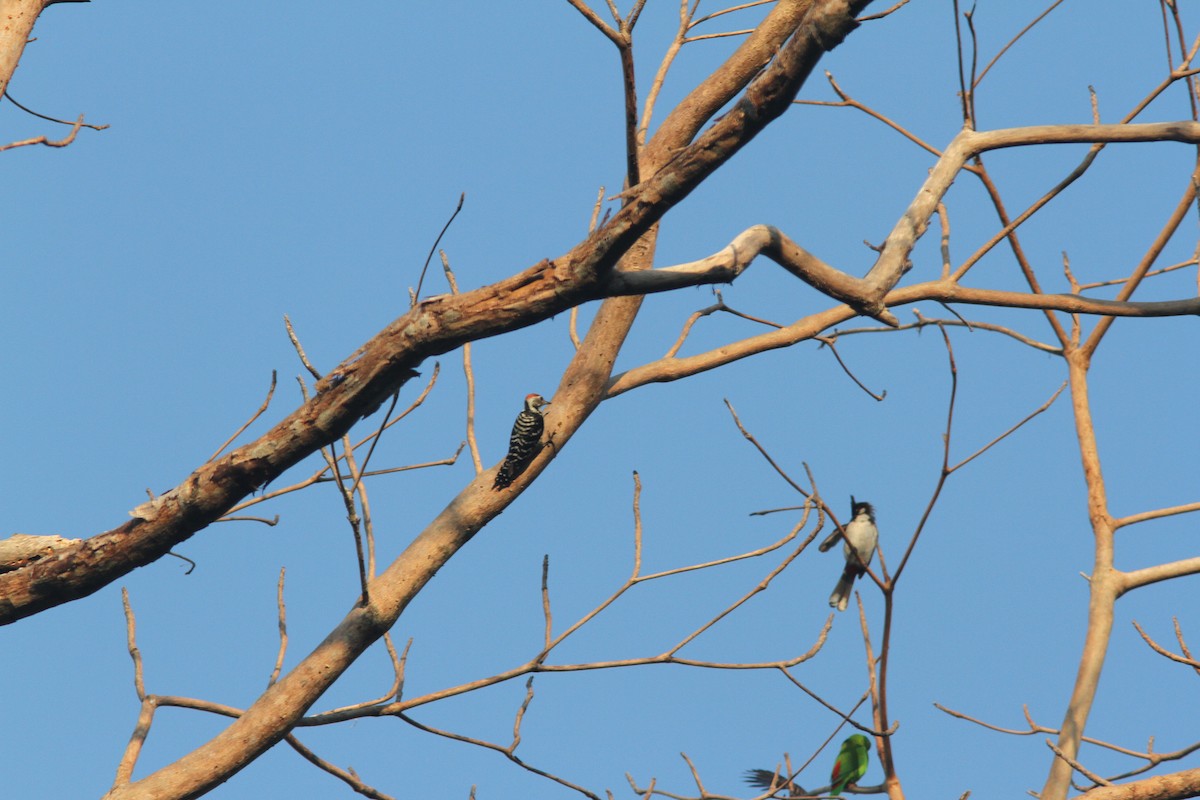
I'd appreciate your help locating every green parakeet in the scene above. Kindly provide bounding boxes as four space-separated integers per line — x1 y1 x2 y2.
829 734 870 796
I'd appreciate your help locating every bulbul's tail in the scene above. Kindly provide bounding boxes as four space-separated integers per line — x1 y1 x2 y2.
829 569 855 612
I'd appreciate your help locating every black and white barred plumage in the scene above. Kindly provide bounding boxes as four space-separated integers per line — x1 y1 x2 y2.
493 393 550 490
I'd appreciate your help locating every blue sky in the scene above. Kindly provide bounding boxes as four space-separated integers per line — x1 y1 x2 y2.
3 1 1198 798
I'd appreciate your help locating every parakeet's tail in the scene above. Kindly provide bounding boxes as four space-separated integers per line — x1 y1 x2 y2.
744 768 805 797
829 572 854 612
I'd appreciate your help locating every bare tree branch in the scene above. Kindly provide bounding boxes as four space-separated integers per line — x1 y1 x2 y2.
1132 620 1200 671
1121 557 1200 593
1074 768 1200 800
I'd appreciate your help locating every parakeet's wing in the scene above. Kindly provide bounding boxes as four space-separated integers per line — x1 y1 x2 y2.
829 751 850 795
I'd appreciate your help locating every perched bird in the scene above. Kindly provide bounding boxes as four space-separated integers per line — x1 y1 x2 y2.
743 768 806 797
829 734 870 796
823 496 878 612
744 733 871 797
492 393 550 490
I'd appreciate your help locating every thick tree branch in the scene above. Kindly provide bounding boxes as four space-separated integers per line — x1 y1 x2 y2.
1042 351 1120 800
1074 768 1200 800
0 0 44 97
604 225 1200 319
1115 500 1200 529
603 224 899 323
1121 557 1200 593
0 533 79 573
866 121 1200 298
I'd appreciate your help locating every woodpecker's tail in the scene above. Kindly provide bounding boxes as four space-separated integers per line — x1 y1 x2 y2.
493 458 518 490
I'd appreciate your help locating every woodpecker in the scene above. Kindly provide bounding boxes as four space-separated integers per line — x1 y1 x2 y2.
493 393 550 490
823 496 878 612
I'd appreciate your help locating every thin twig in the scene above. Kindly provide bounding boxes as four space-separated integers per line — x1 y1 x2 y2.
857 0 912 23
858 591 896 786
122 589 146 700
1083 160 1200 358
616 33 641 190
208 370 277 462
689 0 773 28
285 734 397 800
638 3 691 144
3 91 109 129
1175 617 1198 669
937 202 952 279
949 381 1066 473
796 72 957 167
541 555 553 651
319 635 408 716
227 440 461 515
1131 619 1200 670
164 551 198 573
973 0 1067 88
284 315 322 380
952 0 972 127
964 6 979 124
665 507 817 658
212 515 279 526
723 400 811 499
111 589 152 788
325 438 370 605
346 392 401 500
268 568 288 687
814 336 886 401
440 252 483 472
250 362 439 513
1079 257 1199 290
510 676 536 750
0 114 91 152
397 711 603 800
839 310 1062 354
934 701 1200 780
890 324 956 583
412 192 465 305
683 28 754 43
664 292 784 358
1046 740 1112 787
569 186 609 349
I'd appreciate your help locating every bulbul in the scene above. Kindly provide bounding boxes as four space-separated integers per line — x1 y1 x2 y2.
822 496 878 612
